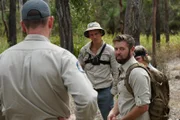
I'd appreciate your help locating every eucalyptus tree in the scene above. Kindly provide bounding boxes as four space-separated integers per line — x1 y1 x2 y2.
8 0 17 46
55 0 74 53
164 0 169 43
156 0 160 44
124 0 141 45
152 0 157 67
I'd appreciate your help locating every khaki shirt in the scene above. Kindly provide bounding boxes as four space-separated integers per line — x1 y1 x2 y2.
117 57 151 120
0 35 98 120
78 42 119 91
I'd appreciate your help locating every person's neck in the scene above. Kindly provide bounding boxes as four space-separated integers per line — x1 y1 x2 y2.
143 62 149 67
91 40 103 49
90 40 103 54
27 27 50 38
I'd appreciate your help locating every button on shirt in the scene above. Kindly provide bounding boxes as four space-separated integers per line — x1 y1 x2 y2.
0 35 98 120
117 57 151 120
78 42 119 90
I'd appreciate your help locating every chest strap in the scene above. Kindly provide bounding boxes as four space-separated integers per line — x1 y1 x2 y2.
85 44 110 65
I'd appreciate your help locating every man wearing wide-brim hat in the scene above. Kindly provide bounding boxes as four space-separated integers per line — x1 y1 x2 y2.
78 22 119 120
84 22 105 38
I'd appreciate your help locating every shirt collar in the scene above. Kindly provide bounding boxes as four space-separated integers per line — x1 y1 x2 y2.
121 56 138 73
86 41 106 54
24 34 50 42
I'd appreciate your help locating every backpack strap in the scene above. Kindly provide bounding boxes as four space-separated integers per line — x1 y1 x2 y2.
124 63 153 96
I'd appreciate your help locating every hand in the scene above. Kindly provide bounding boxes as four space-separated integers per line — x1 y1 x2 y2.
107 111 117 120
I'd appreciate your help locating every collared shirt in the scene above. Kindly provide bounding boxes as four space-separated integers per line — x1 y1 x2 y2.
117 57 151 120
78 41 119 90
0 34 98 120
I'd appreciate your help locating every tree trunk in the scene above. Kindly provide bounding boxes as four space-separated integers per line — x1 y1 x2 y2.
1 0 9 39
124 0 141 45
119 0 124 34
164 0 169 43
156 0 160 44
23 0 27 3
55 0 74 53
8 0 17 46
152 0 157 67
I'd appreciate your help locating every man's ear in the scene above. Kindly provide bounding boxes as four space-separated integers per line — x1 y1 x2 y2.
20 21 27 33
48 16 54 29
131 46 135 52
131 46 135 55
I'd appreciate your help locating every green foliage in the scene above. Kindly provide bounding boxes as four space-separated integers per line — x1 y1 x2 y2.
0 37 9 54
95 0 121 34
73 35 89 57
169 0 180 32
70 0 95 36
50 35 60 46
140 33 180 72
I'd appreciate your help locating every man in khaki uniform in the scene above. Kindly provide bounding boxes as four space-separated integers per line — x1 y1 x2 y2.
78 22 119 120
0 0 98 120
108 34 151 120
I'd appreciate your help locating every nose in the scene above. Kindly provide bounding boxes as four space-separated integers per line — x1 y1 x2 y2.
115 49 121 54
92 34 97 39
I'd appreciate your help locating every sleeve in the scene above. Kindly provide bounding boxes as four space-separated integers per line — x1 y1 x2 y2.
129 68 151 106
109 49 120 95
78 48 85 68
61 50 98 120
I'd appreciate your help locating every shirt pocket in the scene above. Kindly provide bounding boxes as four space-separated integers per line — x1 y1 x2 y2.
83 53 90 62
100 54 110 61
84 63 93 70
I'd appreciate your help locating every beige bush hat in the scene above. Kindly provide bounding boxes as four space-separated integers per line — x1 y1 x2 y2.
84 22 105 38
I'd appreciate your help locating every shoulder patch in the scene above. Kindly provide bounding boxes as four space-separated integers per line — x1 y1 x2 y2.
76 61 85 73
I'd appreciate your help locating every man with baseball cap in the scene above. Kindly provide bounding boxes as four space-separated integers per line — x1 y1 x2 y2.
78 22 119 120
134 45 158 71
0 0 98 120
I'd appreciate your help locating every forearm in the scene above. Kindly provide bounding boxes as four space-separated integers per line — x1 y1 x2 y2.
121 105 149 120
111 100 120 116
108 100 120 120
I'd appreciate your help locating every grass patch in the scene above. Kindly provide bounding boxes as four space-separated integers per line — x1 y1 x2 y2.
0 37 9 53
1 33 180 66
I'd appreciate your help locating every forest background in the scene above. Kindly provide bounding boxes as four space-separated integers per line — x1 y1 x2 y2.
0 0 180 119
0 0 180 68
0 0 179 73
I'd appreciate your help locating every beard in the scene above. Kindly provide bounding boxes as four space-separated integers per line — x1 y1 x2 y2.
116 51 131 64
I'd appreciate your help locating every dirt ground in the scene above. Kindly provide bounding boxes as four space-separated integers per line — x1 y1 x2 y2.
166 58 180 120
